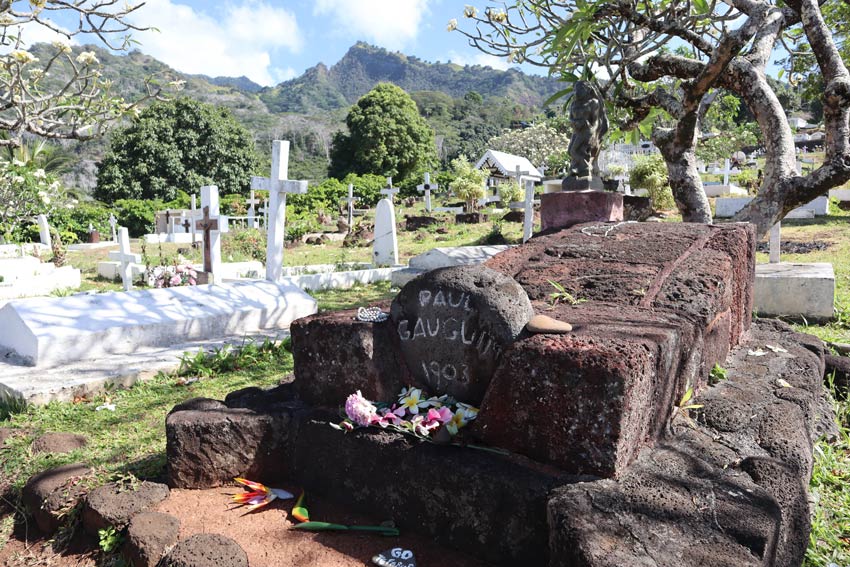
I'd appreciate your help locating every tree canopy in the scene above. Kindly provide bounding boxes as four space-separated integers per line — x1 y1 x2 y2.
457 1 850 236
94 98 260 202
329 83 436 184
0 2 163 147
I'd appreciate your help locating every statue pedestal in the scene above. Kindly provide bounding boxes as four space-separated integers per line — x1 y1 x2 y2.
561 175 605 192
541 190 624 232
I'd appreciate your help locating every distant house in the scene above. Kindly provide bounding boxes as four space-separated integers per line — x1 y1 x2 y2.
788 116 808 129
475 149 543 205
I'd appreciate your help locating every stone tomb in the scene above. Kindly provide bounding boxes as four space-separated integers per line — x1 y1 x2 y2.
166 222 828 566
0 280 317 368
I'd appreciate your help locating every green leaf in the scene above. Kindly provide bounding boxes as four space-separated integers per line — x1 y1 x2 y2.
543 87 574 108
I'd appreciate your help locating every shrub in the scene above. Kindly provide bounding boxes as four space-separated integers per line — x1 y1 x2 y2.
222 228 266 263
113 199 164 237
497 181 523 206
629 154 676 210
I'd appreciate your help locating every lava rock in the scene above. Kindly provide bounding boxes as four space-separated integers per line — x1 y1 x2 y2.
825 354 850 398
405 216 438 231
161 533 248 567
622 195 653 221
122 511 180 567
390 265 533 403
82 481 170 535
31 432 88 455
22 463 92 534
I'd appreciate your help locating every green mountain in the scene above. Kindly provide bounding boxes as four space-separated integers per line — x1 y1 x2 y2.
260 42 562 114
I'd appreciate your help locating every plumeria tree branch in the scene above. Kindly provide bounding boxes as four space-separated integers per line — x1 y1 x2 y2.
0 1 169 147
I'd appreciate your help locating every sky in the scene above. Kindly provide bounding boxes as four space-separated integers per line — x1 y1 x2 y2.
20 0 521 87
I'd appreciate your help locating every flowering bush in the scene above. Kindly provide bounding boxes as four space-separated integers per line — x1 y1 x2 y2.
333 387 479 441
146 264 198 288
0 157 65 240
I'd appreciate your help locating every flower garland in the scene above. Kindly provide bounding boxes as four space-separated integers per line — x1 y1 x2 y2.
332 387 479 440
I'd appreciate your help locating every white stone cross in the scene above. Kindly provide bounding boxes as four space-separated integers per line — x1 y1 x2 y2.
246 189 261 229
251 140 309 282
190 194 198 242
380 177 400 203
345 183 357 230
769 222 781 264
195 185 224 280
115 227 135 292
510 166 536 243
260 198 268 232
108 214 118 243
417 172 437 213
37 214 52 249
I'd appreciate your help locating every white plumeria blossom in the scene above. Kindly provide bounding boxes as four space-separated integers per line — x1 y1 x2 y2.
76 51 99 66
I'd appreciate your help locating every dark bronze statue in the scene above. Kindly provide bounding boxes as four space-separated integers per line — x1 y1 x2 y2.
563 81 608 190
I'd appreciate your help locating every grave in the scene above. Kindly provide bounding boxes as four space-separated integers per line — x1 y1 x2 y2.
715 195 830 218
391 244 512 287
0 279 317 368
373 196 399 267
166 220 828 566
0 254 81 300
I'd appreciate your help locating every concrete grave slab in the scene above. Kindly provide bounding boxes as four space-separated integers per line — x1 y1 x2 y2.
715 195 829 218
755 262 835 321
393 244 513 287
829 188 850 201
0 280 317 367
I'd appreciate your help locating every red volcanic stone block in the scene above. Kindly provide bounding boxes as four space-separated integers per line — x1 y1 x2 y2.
291 307 410 407
540 191 624 232
474 302 699 478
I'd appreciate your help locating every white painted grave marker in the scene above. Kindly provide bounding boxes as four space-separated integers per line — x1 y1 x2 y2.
769 222 781 264
36 214 51 249
381 177 400 203
116 227 135 291
108 214 118 243
345 184 357 231
247 189 260 228
190 194 198 241
417 172 437 213
522 177 535 243
373 198 399 266
251 140 309 282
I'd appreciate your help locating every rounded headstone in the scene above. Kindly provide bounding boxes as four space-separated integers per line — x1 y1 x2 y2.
390 265 533 403
162 533 248 567
31 432 88 455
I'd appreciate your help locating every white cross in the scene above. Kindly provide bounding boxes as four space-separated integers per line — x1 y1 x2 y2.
259 198 268 232
246 189 261 229
522 177 536 243
251 140 309 281
417 172 437 213
769 222 781 264
108 214 117 243
380 177 399 203
345 183 357 230
115 227 135 292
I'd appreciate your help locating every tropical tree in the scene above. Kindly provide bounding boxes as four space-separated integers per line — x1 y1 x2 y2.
95 98 261 202
455 1 850 236
0 2 163 148
329 83 436 184
487 122 571 172
449 155 488 212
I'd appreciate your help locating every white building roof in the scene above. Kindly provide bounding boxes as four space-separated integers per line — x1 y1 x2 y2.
475 149 543 181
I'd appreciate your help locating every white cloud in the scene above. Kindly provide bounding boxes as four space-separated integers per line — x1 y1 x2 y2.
448 50 512 71
314 0 431 49
128 0 302 86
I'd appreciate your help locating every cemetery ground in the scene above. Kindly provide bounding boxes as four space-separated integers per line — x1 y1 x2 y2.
1 208 850 565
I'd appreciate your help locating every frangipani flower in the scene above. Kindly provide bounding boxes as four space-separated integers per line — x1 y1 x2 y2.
398 387 430 415
446 18 458 31
447 403 479 435
231 477 294 512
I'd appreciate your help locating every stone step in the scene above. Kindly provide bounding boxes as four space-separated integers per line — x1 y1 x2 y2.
0 280 316 367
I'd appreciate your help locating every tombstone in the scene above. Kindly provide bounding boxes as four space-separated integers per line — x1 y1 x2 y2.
390 265 534 403
522 177 536 243
195 185 223 283
416 173 437 213
381 177 400 204
246 190 260 229
108 214 118 243
769 222 781 264
181 215 191 234
251 140 309 282
36 214 52 249
115 227 135 291
165 211 173 234
344 184 357 232
373 198 399 267
88 223 100 244
260 198 269 232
